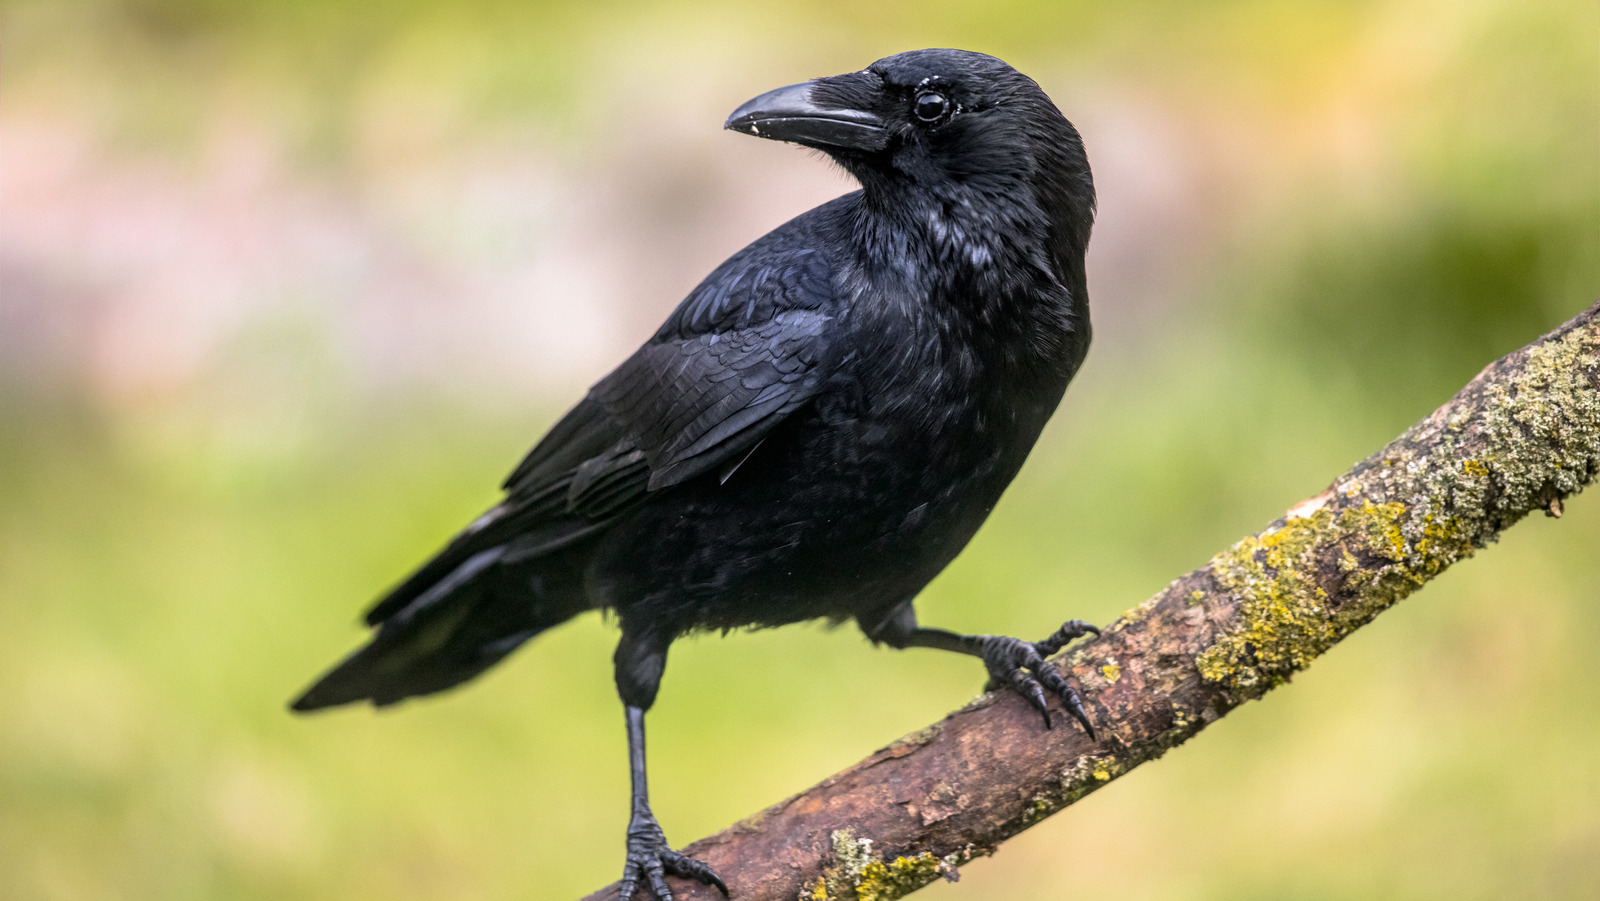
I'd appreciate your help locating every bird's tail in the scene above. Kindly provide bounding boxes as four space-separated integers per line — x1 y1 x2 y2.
289 542 590 712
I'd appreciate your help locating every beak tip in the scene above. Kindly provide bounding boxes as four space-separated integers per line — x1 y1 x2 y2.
724 114 769 139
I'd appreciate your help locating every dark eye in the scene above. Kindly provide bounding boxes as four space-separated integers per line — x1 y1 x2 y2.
913 91 950 123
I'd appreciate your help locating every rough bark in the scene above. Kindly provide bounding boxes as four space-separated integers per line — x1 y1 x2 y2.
584 301 1600 901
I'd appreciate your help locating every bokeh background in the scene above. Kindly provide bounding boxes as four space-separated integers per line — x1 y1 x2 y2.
3 1 1598 898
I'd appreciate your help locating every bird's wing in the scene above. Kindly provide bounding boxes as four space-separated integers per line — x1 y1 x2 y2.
365 241 840 625
506 243 838 497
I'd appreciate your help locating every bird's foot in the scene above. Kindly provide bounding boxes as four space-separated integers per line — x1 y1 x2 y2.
980 619 1100 737
618 809 728 901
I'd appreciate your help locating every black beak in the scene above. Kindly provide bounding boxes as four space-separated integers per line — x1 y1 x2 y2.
724 79 888 152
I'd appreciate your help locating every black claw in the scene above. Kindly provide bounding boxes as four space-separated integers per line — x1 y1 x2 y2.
665 849 729 897
981 630 1098 740
1055 682 1096 739
1021 676 1049 717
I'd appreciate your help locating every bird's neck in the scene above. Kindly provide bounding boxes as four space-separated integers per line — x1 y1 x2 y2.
864 184 1088 336
858 175 1086 288
850 186 1092 383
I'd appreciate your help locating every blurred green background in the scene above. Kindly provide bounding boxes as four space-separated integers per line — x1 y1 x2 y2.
2 1 1597 899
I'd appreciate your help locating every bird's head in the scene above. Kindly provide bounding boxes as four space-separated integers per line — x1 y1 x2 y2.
726 49 1094 263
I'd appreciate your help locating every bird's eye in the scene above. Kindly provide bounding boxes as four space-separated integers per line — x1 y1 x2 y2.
913 91 951 123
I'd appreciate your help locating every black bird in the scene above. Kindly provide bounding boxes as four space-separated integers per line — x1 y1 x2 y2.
292 48 1098 899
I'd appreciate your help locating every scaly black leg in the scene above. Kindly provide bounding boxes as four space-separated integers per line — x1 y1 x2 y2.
614 631 728 901
861 602 1100 738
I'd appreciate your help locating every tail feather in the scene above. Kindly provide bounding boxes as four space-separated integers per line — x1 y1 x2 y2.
291 544 589 712
363 505 599 627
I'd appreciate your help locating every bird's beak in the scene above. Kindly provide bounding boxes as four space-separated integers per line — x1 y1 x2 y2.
724 79 888 152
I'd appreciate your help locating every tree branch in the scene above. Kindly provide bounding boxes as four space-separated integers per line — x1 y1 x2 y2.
584 301 1600 901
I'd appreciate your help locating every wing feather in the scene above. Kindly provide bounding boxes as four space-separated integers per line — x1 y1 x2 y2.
366 216 841 627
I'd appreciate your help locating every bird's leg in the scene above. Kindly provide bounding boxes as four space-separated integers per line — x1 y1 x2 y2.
861 602 1100 738
614 631 728 901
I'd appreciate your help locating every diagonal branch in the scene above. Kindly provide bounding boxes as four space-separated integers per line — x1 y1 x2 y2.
584 300 1600 901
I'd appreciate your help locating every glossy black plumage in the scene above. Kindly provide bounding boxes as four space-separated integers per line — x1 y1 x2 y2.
293 49 1097 899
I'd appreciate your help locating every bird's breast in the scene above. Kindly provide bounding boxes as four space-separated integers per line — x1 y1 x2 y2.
803 312 1064 554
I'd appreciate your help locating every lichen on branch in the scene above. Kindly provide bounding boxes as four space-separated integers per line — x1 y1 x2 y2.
1196 321 1600 699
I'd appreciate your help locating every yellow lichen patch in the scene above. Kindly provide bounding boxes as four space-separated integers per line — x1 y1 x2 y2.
1023 791 1054 823
1336 500 1473 604
1194 508 1340 691
1195 485 1493 694
803 831 948 901
853 854 945 901
1100 662 1121 683
802 829 874 901
1053 752 1125 812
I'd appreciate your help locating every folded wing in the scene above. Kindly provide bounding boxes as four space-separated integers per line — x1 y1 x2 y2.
365 241 841 627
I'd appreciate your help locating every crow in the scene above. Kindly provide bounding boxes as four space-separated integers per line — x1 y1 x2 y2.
292 48 1099 900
